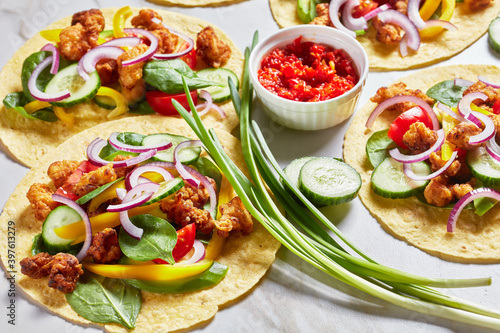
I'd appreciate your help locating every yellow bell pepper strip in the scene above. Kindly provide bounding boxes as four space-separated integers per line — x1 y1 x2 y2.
205 232 226 260
471 103 493 116
420 0 456 38
40 29 62 42
113 6 133 39
439 108 459 161
53 106 75 127
23 100 51 114
419 0 442 21
96 87 130 118
83 259 213 281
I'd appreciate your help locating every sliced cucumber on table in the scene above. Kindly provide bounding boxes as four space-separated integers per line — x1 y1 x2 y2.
141 133 201 164
466 147 500 186
283 156 316 189
196 68 239 103
41 205 82 252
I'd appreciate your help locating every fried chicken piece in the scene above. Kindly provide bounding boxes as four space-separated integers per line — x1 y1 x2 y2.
131 9 164 31
95 59 119 86
151 28 179 55
72 163 117 197
117 44 148 103
463 81 500 105
370 82 435 113
112 155 135 178
71 9 105 32
59 24 93 61
47 160 80 188
372 17 403 45
20 252 54 279
26 183 59 221
196 26 231 68
428 152 461 177
465 0 491 11
215 197 253 238
451 179 476 199
310 3 333 26
394 0 409 14
424 175 455 207
446 122 482 151
130 9 179 54
488 113 500 141
402 122 438 153
48 253 83 293
87 228 122 264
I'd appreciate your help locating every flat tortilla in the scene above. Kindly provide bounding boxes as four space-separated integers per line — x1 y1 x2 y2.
343 64 500 263
269 0 500 71
0 7 244 168
147 0 248 7
0 115 280 332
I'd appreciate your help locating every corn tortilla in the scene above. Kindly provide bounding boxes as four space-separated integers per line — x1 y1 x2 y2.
0 7 244 168
269 0 500 71
0 116 280 332
343 64 500 263
147 0 248 7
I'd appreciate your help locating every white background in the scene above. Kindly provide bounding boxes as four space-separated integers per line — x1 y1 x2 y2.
0 0 499 332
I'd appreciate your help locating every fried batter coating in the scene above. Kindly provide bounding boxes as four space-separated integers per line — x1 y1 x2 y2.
71 9 105 32
117 44 148 103
26 183 59 221
446 122 482 151
87 228 122 264
130 9 179 54
402 122 438 153
424 175 454 207
196 26 231 68
451 179 476 199
465 0 491 11
310 4 333 26
463 81 500 105
59 24 93 61
151 28 179 54
131 9 164 31
429 152 461 177
372 17 403 45
47 160 80 188
72 163 117 197
96 59 119 86
20 252 54 279
112 155 135 178
215 197 253 238
48 253 83 293
370 82 435 113
488 114 500 141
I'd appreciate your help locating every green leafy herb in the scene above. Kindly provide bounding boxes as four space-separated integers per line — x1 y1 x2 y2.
365 129 397 168
143 59 222 95
119 214 177 264
3 92 58 122
426 80 468 107
66 272 141 329
128 100 155 115
75 177 124 205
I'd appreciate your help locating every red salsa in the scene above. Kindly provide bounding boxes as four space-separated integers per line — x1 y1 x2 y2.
258 37 359 102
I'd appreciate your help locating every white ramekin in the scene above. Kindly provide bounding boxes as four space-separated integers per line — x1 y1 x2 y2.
249 25 369 131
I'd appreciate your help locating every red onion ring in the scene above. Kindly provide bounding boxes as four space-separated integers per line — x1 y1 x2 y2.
40 44 60 74
363 3 391 21
108 182 159 212
454 78 474 87
122 28 158 66
329 0 356 38
195 90 227 118
488 135 500 153
403 150 458 181
109 132 172 153
28 57 71 102
366 95 440 130
86 138 157 168
178 240 206 265
150 18 195 60
125 164 174 190
174 141 204 187
478 75 500 89
424 20 457 31
485 140 500 163
342 0 368 31
399 35 408 57
377 10 420 51
119 210 143 239
78 46 124 81
467 111 495 145
116 188 127 200
52 194 92 262
389 129 445 163
436 102 467 123
99 36 142 48
458 92 487 127
447 188 500 232
407 0 426 29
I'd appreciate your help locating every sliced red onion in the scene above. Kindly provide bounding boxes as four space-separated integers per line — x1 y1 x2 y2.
107 182 159 212
40 44 60 74
342 0 368 31
399 35 408 57
150 18 195 59
179 240 206 265
467 111 495 144
377 10 420 51
99 36 142 48
447 188 500 232
363 3 391 21
78 46 124 81
436 102 467 123
424 20 457 31
407 0 426 29
122 28 158 66
174 141 204 187
125 164 174 190
329 0 356 38
28 57 70 102
195 90 227 118
366 95 439 130
488 135 500 153
485 139 500 163
86 138 157 168
52 194 92 262
119 209 143 239
109 132 172 153
403 150 458 181
454 78 474 87
478 75 500 89
389 129 445 163
116 188 127 200
458 92 487 127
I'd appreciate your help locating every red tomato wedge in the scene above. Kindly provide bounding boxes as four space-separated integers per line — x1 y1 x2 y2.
146 90 198 116
154 223 196 264
179 41 197 70
352 0 379 18
492 98 500 115
55 161 100 200
387 106 433 149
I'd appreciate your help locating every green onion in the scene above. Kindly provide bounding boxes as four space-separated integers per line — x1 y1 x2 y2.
173 32 500 330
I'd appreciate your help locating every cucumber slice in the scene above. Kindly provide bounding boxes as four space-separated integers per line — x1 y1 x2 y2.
283 156 315 189
143 178 185 205
94 95 116 110
41 205 82 252
45 63 101 107
299 157 361 205
489 17 500 54
141 133 201 164
466 147 500 186
371 157 430 199
196 68 239 103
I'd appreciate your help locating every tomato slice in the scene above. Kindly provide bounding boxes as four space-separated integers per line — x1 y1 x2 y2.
387 106 433 149
154 223 196 264
492 99 500 115
179 41 197 70
352 0 378 18
146 90 198 116
55 161 100 200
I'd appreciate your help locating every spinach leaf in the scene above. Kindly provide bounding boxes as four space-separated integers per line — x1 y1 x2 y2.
66 272 141 329
365 129 397 168
99 132 145 159
426 80 467 107
31 233 80 256
3 92 58 122
119 214 177 264
75 177 124 205
143 59 222 94
128 100 155 115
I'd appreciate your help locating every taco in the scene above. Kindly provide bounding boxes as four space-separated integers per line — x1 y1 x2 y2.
269 0 500 71
0 7 243 168
147 0 248 7
344 64 500 263
0 115 280 332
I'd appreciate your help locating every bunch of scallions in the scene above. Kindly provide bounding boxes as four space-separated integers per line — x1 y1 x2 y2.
174 32 500 330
